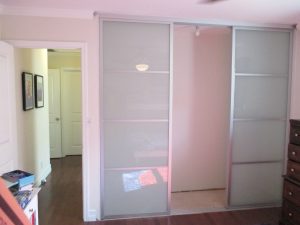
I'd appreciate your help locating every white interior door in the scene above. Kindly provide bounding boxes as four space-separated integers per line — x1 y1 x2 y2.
61 68 82 156
0 41 17 175
48 69 62 158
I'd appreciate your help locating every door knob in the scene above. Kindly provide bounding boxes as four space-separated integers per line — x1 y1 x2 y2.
56 117 60 121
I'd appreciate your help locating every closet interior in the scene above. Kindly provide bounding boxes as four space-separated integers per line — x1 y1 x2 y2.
171 24 232 214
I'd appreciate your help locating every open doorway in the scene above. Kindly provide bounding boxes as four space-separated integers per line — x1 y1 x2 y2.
11 41 88 224
171 24 232 215
45 49 83 224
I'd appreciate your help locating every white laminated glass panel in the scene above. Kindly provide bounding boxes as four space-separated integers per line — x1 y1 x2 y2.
104 168 168 216
102 21 170 218
230 163 283 206
234 76 288 119
235 30 290 74
229 29 290 207
103 22 170 72
103 72 169 120
232 120 286 162
104 122 169 168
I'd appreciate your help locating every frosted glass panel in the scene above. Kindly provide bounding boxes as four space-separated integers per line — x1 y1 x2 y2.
103 73 169 120
104 168 168 216
103 22 170 71
230 163 283 206
232 120 286 162
230 29 290 207
234 77 288 119
104 122 169 168
102 21 170 218
235 30 290 74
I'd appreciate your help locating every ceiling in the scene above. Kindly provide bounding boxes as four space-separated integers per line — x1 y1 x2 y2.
0 0 300 25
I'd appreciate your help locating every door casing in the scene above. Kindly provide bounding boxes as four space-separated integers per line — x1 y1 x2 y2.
6 40 90 221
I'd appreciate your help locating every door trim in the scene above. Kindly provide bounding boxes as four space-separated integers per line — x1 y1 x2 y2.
167 22 174 213
5 40 91 221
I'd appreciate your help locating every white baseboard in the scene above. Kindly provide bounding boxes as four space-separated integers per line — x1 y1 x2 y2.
86 209 97 221
37 164 52 185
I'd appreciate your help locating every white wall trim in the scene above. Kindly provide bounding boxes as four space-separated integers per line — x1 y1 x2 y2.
87 210 97 221
5 40 92 221
1 6 94 19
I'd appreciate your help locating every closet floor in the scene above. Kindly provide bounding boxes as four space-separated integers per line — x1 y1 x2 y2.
171 189 226 215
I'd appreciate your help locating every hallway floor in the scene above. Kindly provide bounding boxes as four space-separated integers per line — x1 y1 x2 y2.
38 156 281 225
39 156 83 225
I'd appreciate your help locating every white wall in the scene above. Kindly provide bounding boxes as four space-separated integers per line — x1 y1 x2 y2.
1 15 100 220
14 48 51 185
172 26 231 192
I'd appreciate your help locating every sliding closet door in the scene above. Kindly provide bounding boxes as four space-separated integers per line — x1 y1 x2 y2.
101 21 171 218
229 28 291 206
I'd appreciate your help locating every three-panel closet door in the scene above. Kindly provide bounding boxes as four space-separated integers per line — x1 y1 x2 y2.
229 28 291 206
101 21 171 218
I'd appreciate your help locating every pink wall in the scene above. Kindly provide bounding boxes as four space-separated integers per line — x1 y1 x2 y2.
1 15 100 220
291 30 300 119
172 26 231 192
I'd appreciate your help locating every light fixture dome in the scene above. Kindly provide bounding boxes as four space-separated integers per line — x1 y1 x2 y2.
135 64 149 72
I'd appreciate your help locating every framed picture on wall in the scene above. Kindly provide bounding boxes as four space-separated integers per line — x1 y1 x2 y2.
22 72 34 111
34 75 44 108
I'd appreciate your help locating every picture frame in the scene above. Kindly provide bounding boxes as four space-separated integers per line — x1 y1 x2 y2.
22 72 34 111
34 75 44 108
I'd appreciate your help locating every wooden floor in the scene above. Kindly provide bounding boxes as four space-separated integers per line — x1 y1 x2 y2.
39 156 83 225
39 156 281 225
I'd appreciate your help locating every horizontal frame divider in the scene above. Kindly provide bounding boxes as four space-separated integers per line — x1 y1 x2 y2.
233 118 287 121
103 119 169 123
235 73 288 77
104 166 167 171
104 70 170 74
232 160 283 165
